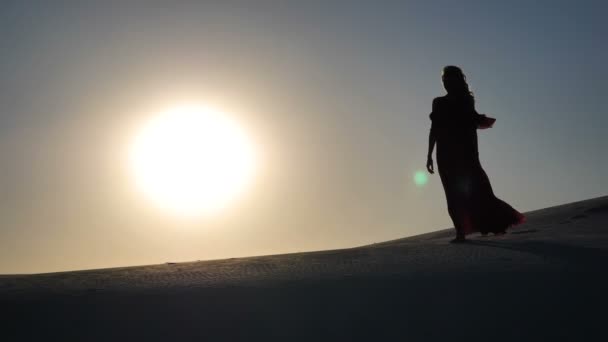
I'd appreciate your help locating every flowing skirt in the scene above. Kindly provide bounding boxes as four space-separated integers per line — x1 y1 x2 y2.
438 159 525 235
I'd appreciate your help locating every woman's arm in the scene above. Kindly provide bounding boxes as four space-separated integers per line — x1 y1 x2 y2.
426 98 439 174
426 130 436 174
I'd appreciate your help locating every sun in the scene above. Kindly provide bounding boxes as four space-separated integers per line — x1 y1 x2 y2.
129 105 256 217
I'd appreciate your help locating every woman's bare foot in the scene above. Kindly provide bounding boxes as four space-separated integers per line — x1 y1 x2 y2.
450 234 467 243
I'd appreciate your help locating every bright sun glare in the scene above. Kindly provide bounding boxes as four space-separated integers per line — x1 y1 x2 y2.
130 105 256 217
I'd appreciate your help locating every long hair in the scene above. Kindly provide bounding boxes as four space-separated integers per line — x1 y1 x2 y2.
442 65 474 101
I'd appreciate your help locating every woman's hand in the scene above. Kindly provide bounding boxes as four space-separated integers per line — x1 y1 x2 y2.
426 156 434 174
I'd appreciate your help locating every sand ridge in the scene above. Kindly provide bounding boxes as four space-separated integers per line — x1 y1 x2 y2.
2 196 606 294
2 196 607 341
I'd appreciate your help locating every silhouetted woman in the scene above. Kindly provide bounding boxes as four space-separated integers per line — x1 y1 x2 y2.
427 66 525 243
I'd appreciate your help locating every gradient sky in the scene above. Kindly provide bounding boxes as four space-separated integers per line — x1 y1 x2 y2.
1 1 606 273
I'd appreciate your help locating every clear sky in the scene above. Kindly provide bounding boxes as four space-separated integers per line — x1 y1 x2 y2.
1 1 606 273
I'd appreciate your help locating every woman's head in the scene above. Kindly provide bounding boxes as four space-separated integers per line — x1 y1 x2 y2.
442 65 473 99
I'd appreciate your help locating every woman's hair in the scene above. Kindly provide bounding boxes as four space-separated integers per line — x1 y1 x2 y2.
442 65 474 100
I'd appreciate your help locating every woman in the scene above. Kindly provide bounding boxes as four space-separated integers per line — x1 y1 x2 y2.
426 66 525 243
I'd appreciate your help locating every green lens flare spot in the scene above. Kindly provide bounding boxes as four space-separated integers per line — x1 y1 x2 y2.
413 170 428 187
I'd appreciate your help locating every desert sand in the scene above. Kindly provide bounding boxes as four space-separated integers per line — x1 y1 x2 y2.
2 196 607 341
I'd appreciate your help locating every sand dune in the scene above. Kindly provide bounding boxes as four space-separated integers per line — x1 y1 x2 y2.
2 196 607 341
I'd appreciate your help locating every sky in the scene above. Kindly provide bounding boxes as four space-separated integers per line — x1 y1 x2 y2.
0 0 606 273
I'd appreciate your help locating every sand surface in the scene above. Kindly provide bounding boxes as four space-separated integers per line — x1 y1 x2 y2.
2 196 607 341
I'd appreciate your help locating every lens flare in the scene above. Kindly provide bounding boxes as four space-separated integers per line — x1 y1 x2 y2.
413 170 428 187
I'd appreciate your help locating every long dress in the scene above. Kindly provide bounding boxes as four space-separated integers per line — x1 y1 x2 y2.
430 94 525 235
